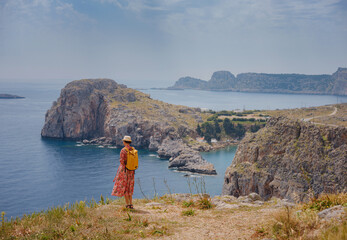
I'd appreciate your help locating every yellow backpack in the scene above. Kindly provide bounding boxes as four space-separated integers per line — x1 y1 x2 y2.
125 147 138 171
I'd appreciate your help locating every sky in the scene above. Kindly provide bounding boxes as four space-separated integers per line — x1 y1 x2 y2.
1 0 347 87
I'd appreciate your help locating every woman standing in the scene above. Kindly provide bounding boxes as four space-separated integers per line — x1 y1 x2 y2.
111 136 135 209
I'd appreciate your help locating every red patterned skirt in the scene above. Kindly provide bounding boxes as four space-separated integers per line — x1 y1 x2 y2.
111 164 135 197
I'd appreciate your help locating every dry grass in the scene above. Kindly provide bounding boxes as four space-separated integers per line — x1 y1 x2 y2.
320 222 347 240
263 103 347 127
0 198 179 240
302 193 347 211
270 193 347 240
107 88 212 131
0 196 277 240
271 206 320 239
1 194 346 240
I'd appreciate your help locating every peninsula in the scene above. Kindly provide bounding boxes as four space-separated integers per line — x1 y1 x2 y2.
41 78 217 175
169 67 347 96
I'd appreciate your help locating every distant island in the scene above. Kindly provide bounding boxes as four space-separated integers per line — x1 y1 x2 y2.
0 94 25 99
168 67 347 96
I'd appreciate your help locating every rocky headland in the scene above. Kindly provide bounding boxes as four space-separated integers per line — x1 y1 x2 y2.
169 67 347 96
41 78 217 175
222 116 347 201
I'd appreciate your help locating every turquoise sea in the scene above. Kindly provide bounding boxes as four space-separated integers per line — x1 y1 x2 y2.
1 80 346 218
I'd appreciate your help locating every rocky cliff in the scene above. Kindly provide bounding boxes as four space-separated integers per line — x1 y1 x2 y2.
169 68 347 96
41 79 216 175
222 117 347 201
332 67 347 95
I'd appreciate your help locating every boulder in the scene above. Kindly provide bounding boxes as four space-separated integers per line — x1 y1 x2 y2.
318 205 346 221
158 137 217 175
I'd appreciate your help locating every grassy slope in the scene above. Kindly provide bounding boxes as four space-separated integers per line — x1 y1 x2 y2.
263 103 347 128
1 193 346 240
107 88 211 130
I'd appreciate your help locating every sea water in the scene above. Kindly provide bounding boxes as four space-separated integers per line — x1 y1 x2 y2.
1 80 346 217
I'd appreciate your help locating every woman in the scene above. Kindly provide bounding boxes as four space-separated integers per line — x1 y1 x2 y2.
111 136 135 209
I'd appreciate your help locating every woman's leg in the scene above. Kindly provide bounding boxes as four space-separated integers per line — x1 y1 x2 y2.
129 194 133 206
124 195 130 206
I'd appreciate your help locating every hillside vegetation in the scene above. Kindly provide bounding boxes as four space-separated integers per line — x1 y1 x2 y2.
106 86 210 130
1 193 346 239
264 103 347 128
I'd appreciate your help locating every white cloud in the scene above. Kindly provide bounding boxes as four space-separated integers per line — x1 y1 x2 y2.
100 0 167 12
55 2 73 12
150 0 345 38
1 0 94 27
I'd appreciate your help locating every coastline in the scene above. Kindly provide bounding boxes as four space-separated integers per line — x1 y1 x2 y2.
153 87 347 97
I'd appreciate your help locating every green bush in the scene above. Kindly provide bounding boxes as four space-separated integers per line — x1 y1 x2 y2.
303 193 347 211
182 200 195 208
197 198 213 210
181 209 195 216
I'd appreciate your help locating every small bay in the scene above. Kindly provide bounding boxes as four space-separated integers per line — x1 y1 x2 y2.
1 81 347 217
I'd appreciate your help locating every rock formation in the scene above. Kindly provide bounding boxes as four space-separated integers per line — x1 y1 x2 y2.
169 68 347 96
41 78 217 175
332 67 347 95
222 117 347 201
158 137 216 175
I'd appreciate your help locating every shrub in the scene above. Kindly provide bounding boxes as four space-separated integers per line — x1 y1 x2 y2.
197 198 213 210
272 206 305 239
181 209 195 216
271 193 347 239
182 200 195 208
303 193 347 211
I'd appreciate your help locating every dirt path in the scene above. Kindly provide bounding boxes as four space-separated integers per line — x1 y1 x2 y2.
121 202 278 240
159 207 276 240
303 106 339 127
303 106 337 122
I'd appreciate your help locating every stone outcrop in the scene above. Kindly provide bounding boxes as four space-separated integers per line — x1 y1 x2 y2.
158 137 217 175
169 68 347 96
164 192 295 210
318 205 345 221
42 78 217 175
222 117 347 201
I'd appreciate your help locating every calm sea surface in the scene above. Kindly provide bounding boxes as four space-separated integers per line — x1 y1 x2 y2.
1 81 346 218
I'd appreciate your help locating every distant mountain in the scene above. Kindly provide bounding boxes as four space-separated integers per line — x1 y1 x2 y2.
169 68 347 96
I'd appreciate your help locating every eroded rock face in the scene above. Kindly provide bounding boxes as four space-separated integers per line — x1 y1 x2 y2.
41 79 117 139
41 78 217 175
222 117 347 201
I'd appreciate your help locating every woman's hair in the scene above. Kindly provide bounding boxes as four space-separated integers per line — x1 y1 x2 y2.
123 140 132 144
